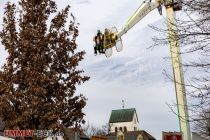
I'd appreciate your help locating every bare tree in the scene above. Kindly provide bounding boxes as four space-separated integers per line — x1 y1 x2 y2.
193 108 210 137
151 0 210 137
82 123 110 137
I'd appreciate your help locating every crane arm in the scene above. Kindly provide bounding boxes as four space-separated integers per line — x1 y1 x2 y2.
117 0 162 38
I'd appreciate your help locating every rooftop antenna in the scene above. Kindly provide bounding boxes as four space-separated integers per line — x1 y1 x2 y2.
122 100 125 109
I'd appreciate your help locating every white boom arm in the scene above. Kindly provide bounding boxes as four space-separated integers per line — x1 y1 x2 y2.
117 0 161 38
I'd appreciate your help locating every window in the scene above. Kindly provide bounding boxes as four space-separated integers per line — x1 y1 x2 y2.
119 127 122 131
115 127 118 133
134 127 137 131
124 126 127 132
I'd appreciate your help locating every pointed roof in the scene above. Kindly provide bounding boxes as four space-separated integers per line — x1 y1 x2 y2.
107 130 156 140
109 108 138 123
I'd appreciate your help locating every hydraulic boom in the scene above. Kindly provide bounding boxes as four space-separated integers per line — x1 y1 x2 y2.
117 1 161 38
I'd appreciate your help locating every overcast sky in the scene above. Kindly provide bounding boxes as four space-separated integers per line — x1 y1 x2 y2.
0 0 191 139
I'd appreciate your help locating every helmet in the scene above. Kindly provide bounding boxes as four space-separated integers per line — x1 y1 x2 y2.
105 28 109 34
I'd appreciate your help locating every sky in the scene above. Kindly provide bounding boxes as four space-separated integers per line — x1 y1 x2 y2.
0 0 190 139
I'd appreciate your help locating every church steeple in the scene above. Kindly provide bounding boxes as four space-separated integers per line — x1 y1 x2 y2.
109 108 139 133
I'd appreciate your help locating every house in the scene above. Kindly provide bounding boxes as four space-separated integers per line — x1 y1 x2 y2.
107 108 156 140
91 136 107 140
107 131 156 140
0 132 14 140
45 128 89 140
63 128 89 140
109 108 139 133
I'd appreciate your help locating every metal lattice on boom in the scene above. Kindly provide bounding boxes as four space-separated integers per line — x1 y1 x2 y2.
93 1 191 140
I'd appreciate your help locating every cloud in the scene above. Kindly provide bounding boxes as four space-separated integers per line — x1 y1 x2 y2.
77 17 180 139
0 1 188 140
83 19 172 84
69 1 181 138
71 0 90 5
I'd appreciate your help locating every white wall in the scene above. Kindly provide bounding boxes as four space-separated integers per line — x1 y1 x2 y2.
0 136 14 140
110 121 135 132
110 112 139 132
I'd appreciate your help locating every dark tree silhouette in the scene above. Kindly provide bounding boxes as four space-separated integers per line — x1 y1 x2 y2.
0 0 89 134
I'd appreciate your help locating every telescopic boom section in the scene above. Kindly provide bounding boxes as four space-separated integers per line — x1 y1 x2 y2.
117 0 161 38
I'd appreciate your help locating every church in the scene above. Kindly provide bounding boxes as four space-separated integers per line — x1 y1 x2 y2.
106 108 156 140
109 108 139 133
